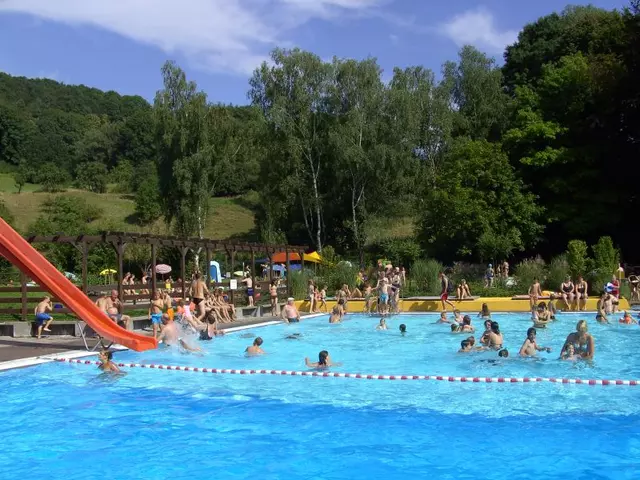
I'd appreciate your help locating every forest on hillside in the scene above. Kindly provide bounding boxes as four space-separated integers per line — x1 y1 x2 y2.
0 4 639 266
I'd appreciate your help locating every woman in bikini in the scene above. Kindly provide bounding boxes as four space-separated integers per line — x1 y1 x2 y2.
575 276 588 311
561 320 595 360
559 276 575 311
269 280 279 316
329 299 344 323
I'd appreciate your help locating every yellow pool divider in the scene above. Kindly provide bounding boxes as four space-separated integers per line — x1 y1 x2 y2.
295 296 630 313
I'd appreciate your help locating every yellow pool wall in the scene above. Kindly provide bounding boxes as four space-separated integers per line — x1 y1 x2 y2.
295 297 630 313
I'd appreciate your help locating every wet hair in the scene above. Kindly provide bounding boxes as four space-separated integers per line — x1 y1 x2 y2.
484 319 492 330
481 303 490 316
467 336 475 346
254 337 263 346
102 350 113 361
490 321 500 334
498 349 509 358
527 327 536 337
461 340 471 349
399 324 406 333
318 350 329 365
463 315 471 326
537 301 546 310
576 320 588 333
451 324 459 332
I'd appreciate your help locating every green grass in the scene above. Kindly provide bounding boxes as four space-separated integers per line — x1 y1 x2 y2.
0 174 257 240
363 216 416 245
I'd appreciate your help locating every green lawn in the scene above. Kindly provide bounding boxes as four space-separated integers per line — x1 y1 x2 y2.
0 174 257 240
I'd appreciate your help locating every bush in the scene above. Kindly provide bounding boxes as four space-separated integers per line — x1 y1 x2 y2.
409 259 443 295
515 257 546 292
75 161 108 193
449 262 485 287
591 236 619 289
545 254 569 291
566 240 588 278
380 238 422 267
322 263 359 293
290 270 314 299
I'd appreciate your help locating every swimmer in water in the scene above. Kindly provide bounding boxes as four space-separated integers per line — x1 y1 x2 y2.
460 315 474 333
480 319 493 346
285 333 302 340
376 318 388 330
245 337 265 355
619 311 638 324
519 327 551 357
157 314 201 353
488 321 503 350
437 311 451 324
453 309 463 324
560 343 579 361
458 339 473 353
305 350 341 369
478 303 491 319
98 350 122 374
561 320 595 360
399 324 406 335
451 323 462 333
498 349 509 358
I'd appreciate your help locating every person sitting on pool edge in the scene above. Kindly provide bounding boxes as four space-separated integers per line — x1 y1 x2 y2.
519 327 552 357
245 337 265 355
282 298 301 323
98 349 122 374
305 350 341 369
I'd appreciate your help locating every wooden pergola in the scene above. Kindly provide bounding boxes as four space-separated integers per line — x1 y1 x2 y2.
24 231 308 303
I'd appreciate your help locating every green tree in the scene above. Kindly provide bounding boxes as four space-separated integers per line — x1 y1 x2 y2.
250 48 332 251
417 139 543 262
35 162 70 192
109 159 134 193
134 161 162 225
442 46 509 140
75 161 108 193
566 240 589 278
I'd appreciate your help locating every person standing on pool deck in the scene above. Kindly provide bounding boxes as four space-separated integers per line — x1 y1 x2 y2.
242 273 254 307
34 296 54 339
305 350 341 368
528 278 542 309
561 320 595 360
190 272 209 322
282 298 301 323
97 290 131 330
438 272 455 311
519 327 551 357
245 337 265 355
148 291 164 339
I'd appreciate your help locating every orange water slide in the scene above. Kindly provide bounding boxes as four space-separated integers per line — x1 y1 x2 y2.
0 217 157 352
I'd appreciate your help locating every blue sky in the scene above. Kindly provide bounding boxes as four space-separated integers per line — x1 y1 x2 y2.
0 0 630 105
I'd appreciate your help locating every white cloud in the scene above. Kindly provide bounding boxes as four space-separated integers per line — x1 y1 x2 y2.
389 33 398 44
0 0 384 76
440 8 518 53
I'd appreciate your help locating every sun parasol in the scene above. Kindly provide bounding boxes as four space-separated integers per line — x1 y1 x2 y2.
100 269 117 275
155 264 172 275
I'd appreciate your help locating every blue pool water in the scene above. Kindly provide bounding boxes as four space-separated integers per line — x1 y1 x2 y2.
2 312 640 479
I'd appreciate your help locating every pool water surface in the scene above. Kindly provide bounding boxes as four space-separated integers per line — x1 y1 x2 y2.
1 312 639 479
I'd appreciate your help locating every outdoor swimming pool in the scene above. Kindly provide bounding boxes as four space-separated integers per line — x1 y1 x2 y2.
2 312 640 479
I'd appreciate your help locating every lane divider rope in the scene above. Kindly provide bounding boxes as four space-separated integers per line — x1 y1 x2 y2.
55 358 639 386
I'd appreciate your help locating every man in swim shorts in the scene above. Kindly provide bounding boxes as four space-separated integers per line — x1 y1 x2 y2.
148 291 164 339
281 298 300 323
96 290 131 329
438 272 455 311
157 314 201 352
34 296 54 339
519 327 551 357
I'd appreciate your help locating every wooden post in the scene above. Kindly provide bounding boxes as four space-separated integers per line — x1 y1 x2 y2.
268 250 273 281
115 241 126 301
81 240 89 294
20 271 27 322
250 248 256 305
205 247 211 286
286 248 291 297
151 243 157 297
180 247 188 300
230 249 236 306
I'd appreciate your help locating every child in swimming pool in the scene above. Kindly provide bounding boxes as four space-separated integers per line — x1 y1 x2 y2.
619 311 638 324
376 318 388 330
478 303 491 319
458 339 473 353
437 311 451 324
98 350 122 374
305 350 341 368
399 324 407 335
560 343 578 361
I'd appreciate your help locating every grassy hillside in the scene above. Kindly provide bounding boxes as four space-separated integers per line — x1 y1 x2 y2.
0 174 257 240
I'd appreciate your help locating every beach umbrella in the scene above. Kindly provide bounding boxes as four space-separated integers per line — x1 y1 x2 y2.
303 251 322 263
234 271 245 277
155 264 172 275
100 269 117 275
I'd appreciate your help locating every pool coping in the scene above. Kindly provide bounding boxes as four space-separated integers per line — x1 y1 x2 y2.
0 311 597 372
